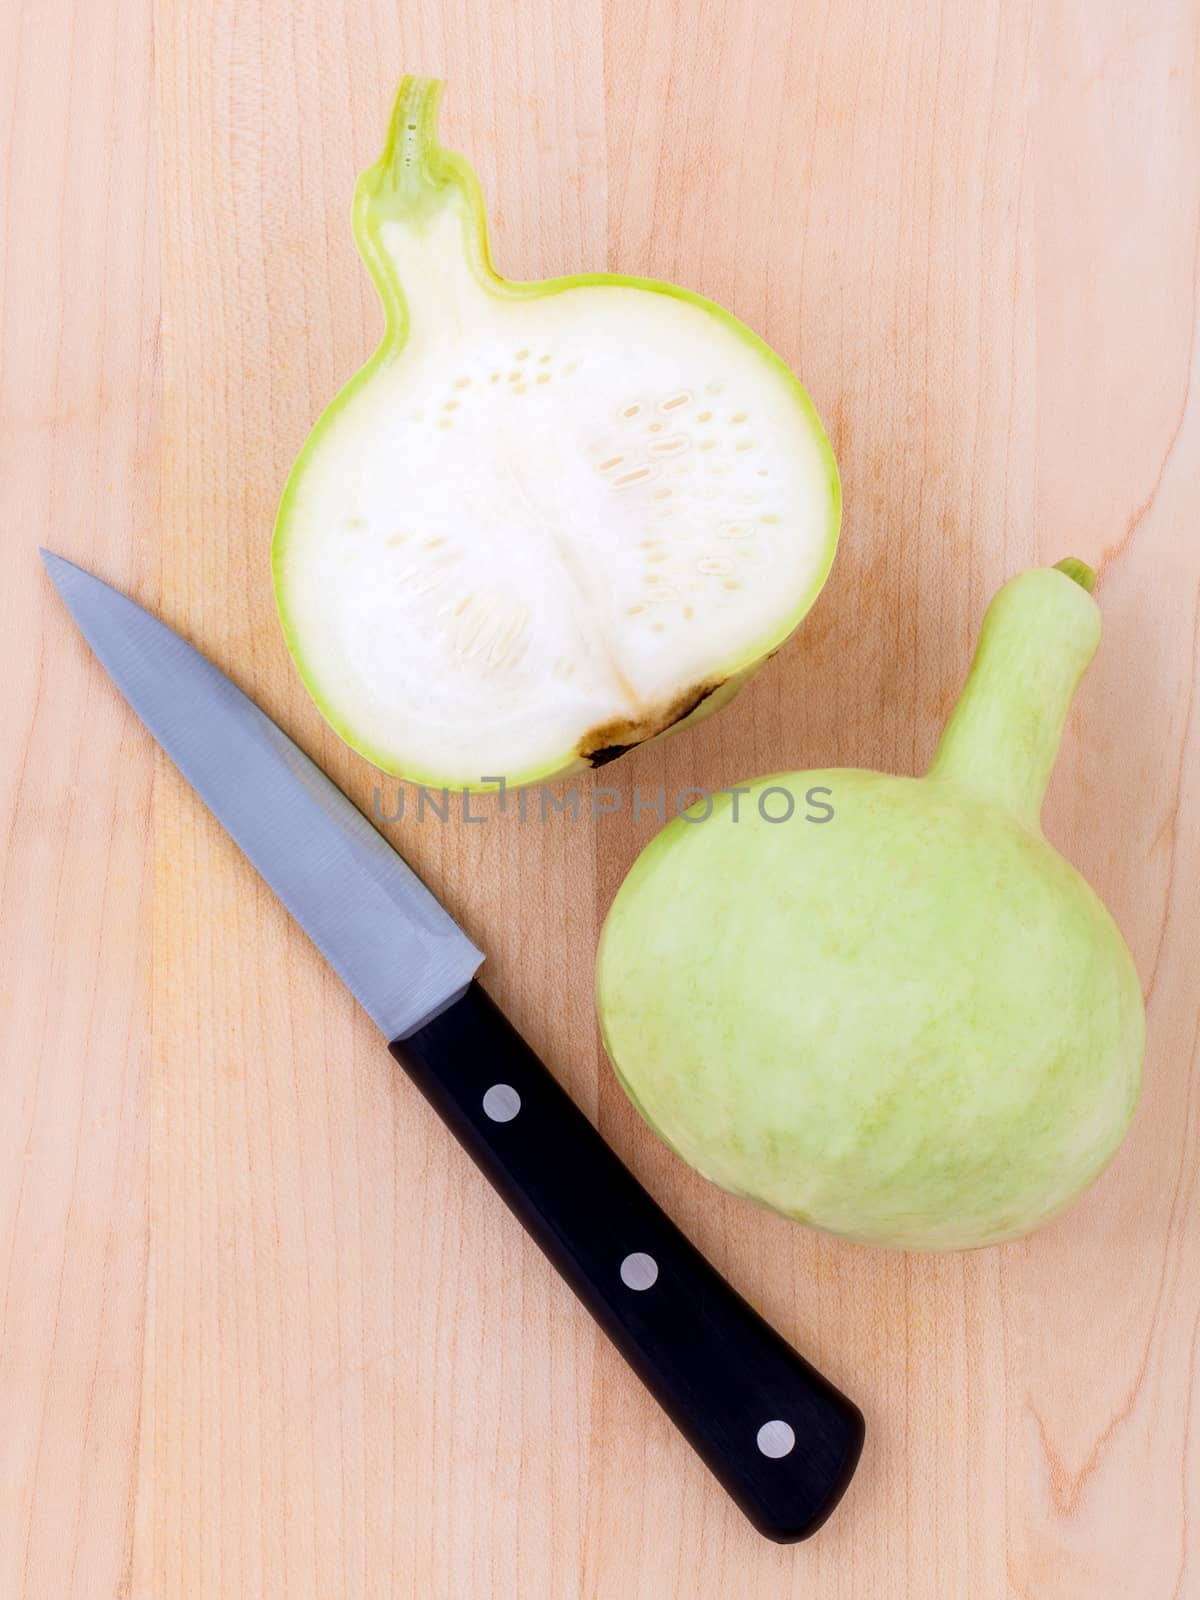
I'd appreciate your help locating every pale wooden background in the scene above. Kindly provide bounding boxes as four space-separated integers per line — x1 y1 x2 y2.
2 1 1198 1595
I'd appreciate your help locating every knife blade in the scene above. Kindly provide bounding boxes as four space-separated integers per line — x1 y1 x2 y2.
40 549 482 1039
42 548 864 1543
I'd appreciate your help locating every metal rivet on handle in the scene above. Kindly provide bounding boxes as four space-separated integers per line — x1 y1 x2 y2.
756 1420 796 1459
482 1083 521 1123
619 1252 659 1291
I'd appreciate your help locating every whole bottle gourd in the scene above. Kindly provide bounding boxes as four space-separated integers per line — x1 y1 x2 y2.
596 561 1145 1250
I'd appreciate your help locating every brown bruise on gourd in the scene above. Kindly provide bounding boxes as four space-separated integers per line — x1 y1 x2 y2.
579 679 724 766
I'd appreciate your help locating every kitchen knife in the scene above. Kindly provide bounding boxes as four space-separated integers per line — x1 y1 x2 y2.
41 548 864 1543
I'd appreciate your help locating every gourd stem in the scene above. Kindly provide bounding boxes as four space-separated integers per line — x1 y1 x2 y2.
926 563 1102 827
1053 557 1097 594
355 76 488 342
379 76 446 199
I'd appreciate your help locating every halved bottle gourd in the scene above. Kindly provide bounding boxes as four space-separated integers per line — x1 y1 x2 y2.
273 77 840 788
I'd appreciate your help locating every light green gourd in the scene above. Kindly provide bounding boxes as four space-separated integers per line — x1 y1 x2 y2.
274 76 840 788
596 561 1145 1250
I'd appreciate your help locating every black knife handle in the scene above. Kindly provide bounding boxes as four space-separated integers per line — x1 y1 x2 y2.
389 981 863 1542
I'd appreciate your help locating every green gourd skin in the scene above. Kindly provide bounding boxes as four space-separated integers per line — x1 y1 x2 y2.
596 563 1145 1250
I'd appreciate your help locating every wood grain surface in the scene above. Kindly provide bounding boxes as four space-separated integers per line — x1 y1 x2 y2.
3 2 1198 1595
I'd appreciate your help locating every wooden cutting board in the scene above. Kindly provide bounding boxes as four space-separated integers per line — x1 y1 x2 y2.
3 2 1198 1594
